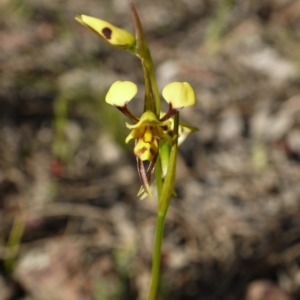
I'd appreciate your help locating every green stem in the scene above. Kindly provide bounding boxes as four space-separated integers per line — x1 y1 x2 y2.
147 114 180 300
130 2 160 116
146 211 166 300
147 62 164 202
4 215 25 273
149 71 161 117
159 113 179 213
154 158 163 200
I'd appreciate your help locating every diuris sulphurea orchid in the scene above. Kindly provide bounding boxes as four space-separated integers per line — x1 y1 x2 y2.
76 4 198 300
75 10 198 196
105 80 197 196
75 5 199 196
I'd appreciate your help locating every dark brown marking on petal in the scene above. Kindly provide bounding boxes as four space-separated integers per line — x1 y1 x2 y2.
102 27 112 39
136 147 147 157
140 147 147 153
168 130 174 137
150 148 156 155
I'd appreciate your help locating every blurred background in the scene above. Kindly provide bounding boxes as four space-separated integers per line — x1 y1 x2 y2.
1 0 300 299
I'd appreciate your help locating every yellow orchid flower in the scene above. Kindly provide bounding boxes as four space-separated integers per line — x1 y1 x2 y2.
105 80 198 194
125 111 169 161
76 6 199 298
76 13 198 194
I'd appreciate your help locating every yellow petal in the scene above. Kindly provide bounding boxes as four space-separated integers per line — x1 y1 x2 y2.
125 131 135 144
125 127 144 143
106 81 137 106
75 15 136 50
162 82 196 109
134 138 158 161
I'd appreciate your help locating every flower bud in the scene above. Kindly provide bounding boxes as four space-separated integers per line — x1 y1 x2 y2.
75 15 136 51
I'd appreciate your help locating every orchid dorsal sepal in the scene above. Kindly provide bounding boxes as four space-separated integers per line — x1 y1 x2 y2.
126 111 169 130
106 81 137 106
75 15 136 51
162 82 196 110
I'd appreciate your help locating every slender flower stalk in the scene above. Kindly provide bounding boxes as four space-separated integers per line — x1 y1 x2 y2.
147 112 179 300
75 3 198 299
